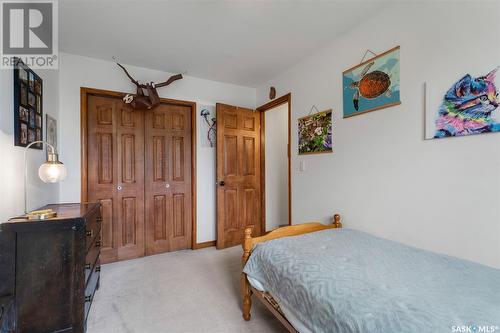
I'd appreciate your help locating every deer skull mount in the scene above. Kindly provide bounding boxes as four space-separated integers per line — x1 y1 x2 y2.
117 63 183 110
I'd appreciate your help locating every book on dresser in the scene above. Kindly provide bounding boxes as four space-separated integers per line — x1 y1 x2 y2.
0 203 102 333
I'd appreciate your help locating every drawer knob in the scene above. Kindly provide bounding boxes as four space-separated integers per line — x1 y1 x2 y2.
95 241 101 247
85 263 91 270
86 230 93 237
95 266 101 272
85 295 92 303
96 217 103 223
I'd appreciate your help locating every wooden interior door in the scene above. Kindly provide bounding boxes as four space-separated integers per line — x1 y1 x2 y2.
87 94 145 263
216 103 261 249
145 104 193 254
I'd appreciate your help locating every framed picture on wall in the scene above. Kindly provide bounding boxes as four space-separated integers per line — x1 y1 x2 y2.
13 58 43 149
28 129 35 143
20 123 28 145
36 114 42 128
425 67 500 139
29 109 35 128
28 91 36 107
298 109 333 155
28 72 34 91
343 46 401 118
19 68 27 85
46 114 57 159
19 106 28 122
20 82 27 105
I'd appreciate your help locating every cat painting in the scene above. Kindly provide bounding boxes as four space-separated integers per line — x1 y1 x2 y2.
434 67 500 138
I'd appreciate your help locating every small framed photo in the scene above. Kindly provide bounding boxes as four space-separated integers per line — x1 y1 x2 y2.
19 106 28 122
36 114 42 128
28 128 35 143
36 95 42 114
28 92 35 107
20 123 28 145
35 79 42 95
29 72 34 91
29 109 35 128
46 114 56 159
19 69 28 85
20 83 27 106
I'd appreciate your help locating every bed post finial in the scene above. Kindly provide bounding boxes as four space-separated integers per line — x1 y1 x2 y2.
333 214 342 228
242 227 253 266
241 227 253 321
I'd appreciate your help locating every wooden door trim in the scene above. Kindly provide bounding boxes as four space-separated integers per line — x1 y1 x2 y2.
256 93 292 232
80 87 198 250
192 240 216 250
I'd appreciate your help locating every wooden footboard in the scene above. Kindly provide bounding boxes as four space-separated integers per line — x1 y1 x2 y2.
241 214 342 331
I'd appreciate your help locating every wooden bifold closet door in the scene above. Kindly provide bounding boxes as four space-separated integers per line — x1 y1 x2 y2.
87 95 145 263
85 92 192 264
144 103 192 255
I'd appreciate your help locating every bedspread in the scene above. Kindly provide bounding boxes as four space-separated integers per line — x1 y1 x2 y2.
243 228 500 333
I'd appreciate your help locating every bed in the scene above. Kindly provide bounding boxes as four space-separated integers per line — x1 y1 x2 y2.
241 215 500 333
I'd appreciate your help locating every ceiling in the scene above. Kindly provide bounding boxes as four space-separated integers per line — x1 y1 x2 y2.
60 0 386 87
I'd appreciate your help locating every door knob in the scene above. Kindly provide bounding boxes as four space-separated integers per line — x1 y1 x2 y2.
117 185 122 191
218 180 225 186
165 183 170 189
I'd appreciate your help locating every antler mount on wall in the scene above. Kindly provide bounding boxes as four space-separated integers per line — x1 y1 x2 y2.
117 63 183 110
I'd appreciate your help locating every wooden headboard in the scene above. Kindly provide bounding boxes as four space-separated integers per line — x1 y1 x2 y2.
242 214 342 265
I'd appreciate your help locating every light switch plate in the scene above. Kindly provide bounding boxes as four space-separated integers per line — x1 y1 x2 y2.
299 160 306 172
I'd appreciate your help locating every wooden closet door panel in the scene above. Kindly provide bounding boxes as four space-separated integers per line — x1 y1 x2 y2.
87 95 145 263
87 96 118 262
115 102 145 260
145 104 192 255
169 107 192 251
145 108 171 254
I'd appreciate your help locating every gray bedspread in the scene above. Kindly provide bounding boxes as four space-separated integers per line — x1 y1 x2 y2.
243 228 500 333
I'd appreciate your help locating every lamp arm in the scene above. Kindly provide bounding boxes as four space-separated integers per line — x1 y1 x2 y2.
24 140 57 214
25 140 56 154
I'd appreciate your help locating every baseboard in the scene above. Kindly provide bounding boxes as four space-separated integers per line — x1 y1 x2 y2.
193 240 216 250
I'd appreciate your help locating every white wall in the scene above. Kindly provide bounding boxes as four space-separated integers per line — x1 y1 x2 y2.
0 68 60 222
196 104 217 243
265 103 289 231
57 52 255 243
256 2 500 268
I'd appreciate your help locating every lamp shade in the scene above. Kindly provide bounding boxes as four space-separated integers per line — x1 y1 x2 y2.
38 161 67 183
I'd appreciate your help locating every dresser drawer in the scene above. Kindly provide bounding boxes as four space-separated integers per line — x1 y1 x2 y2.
84 260 100 324
85 212 101 251
0 296 14 333
85 238 100 286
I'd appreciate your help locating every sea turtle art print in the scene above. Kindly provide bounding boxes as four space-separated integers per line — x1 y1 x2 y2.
342 46 400 118
349 61 392 111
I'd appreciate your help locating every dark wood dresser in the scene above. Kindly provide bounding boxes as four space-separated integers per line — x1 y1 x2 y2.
0 203 101 333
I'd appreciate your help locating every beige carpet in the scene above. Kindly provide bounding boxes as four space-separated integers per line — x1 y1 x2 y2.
87 246 286 333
